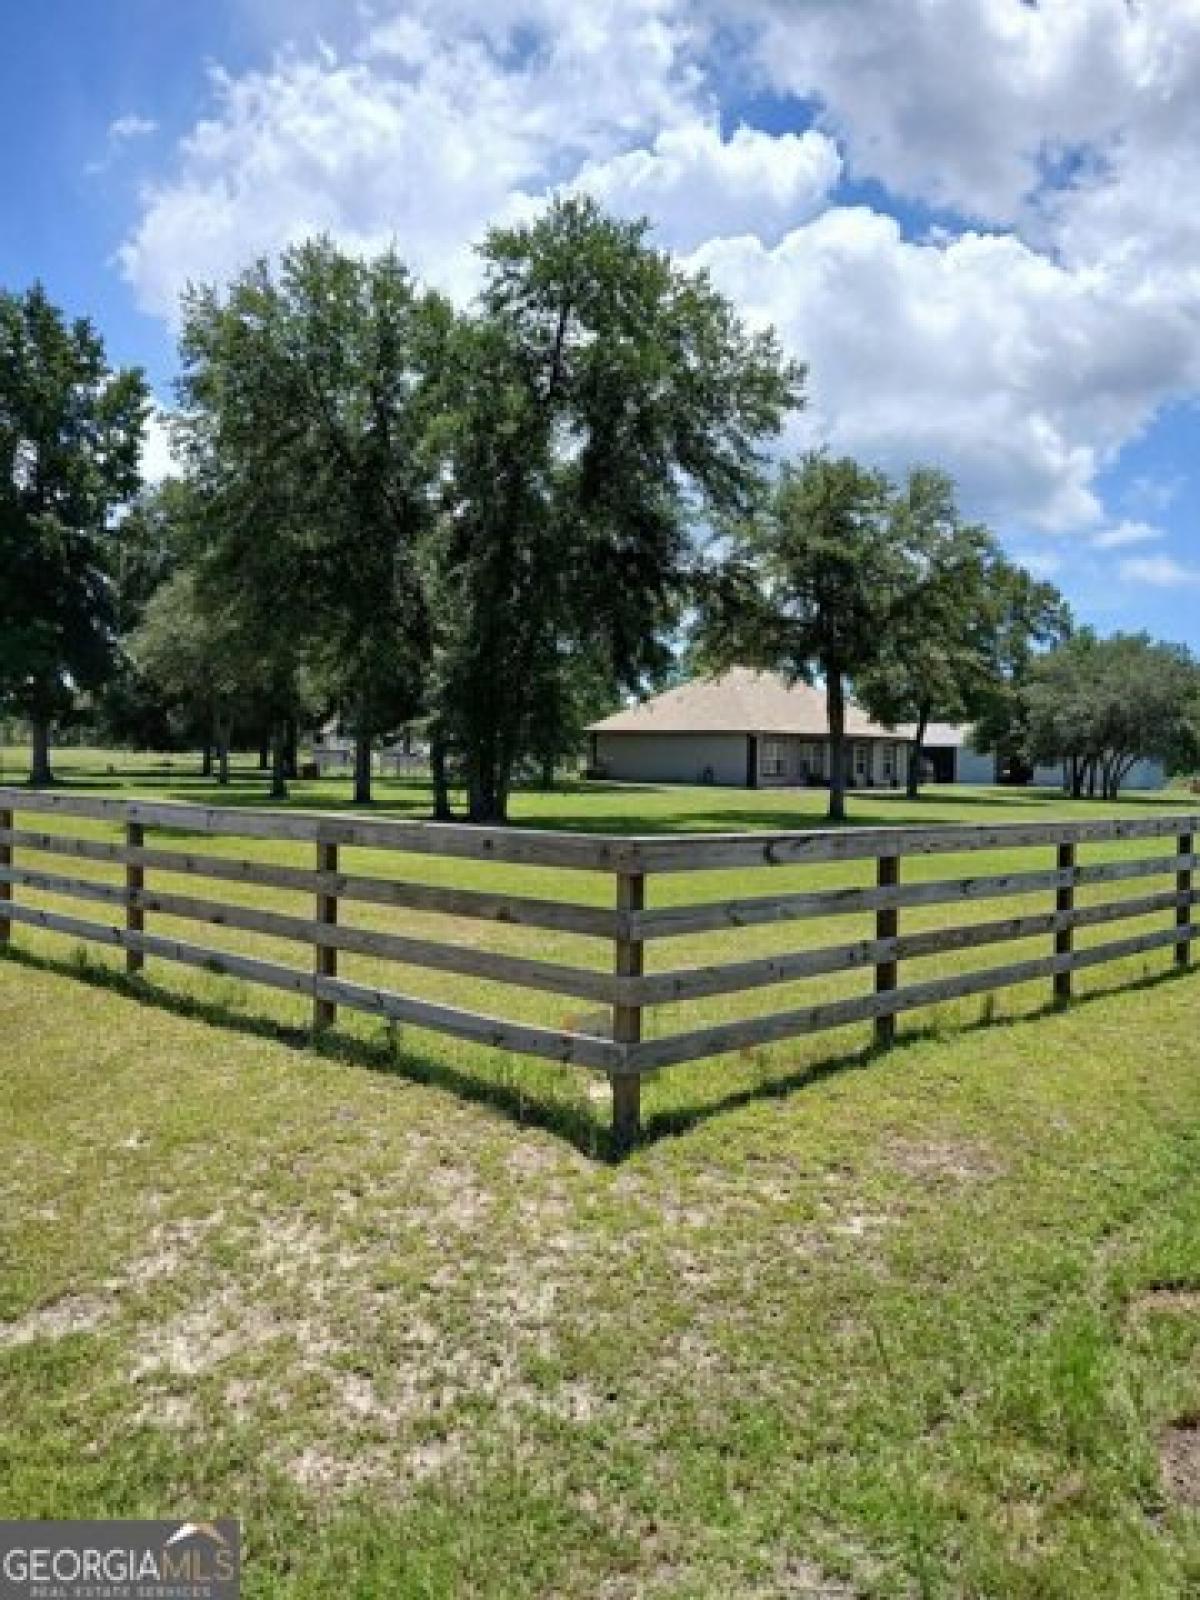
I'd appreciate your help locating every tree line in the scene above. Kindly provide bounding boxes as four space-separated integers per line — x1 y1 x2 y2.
3 198 1198 822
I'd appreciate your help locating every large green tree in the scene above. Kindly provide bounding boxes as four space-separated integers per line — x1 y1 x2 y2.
968 565 1074 782
854 470 1067 797
176 240 449 802
699 453 904 822
433 198 801 822
1023 632 1200 797
129 570 258 786
0 284 148 782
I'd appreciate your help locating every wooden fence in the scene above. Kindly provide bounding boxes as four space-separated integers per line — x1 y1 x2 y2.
0 787 1197 1146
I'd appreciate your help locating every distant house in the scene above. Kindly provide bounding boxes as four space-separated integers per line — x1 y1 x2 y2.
588 668 911 790
586 668 1166 791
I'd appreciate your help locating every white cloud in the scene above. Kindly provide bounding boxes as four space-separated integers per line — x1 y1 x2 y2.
690 210 1197 530
736 0 1197 227
1090 520 1163 551
139 411 178 485
120 2 704 316
117 0 1200 544
573 120 840 249
1118 554 1200 588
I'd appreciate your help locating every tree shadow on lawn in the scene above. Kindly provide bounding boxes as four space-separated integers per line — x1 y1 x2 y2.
4 942 1195 1165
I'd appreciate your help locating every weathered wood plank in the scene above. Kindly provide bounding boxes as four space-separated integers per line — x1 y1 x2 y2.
314 840 338 1030
629 921 1200 1070
126 822 145 976
629 852 1200 940
611 872 645 1148
629 886 1200 1006
875 854 899 1047
0 787 626 871
1055 841 1074 1003
605 812 1200 873
0 827 616 938
2 786 1198 874
0 900 623 1071
0 807 10 946
1178 832 1194 969
0 862 615 1004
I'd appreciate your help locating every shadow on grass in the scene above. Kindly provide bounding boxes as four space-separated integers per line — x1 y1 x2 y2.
4 939 1196 1164
641 959 1198 1143
0 941 610 1162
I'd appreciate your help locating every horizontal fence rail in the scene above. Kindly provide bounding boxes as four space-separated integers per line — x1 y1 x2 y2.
0 787 1197 1147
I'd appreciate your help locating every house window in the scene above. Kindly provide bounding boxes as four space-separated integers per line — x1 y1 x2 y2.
761 739 787 778
881 744 896 784
853 744 870 783
798 741 822 777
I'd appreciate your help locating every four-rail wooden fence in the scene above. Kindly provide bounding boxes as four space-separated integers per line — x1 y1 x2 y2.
0 786 1197 1146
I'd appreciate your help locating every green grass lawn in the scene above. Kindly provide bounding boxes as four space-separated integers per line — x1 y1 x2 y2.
2 751 1200 1595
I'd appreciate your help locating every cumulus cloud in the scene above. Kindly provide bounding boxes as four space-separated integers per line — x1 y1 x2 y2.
120 1 704 316
573 121 840 249
736 0 1196 226
690 210 1198 530
116 0 1200 543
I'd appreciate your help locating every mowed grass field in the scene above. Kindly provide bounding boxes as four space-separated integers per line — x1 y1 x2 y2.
3 749 1200 1596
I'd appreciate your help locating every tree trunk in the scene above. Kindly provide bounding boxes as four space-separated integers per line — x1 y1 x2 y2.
907 704 930 799
201 740 213 778
353 729 373 805
826 669 847 824
430 734 453 821
216 715 232 786
283 718 298 780
29 716 52 787
270 723 289 800
467 746 509 824
539 754 555 791
258 734 270 771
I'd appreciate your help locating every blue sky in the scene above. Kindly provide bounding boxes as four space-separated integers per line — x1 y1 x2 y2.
4 0 1199 645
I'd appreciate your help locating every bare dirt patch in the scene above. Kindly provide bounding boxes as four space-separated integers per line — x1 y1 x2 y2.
1160 1417 1200 1508
0 1293 108 1350
1132 1285 1200 1316
885 1137 1004 1184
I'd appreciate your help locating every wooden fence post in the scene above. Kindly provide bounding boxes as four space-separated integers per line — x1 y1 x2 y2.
1054 841 1075 1003
314 839 338 1031
611 871 644 1151
126 822 145 975
0 806 11 947
874 854 899 1047
1177 831 1193 969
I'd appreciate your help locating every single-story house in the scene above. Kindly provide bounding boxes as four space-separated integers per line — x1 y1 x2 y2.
586 669 1166 791
588 668 911 790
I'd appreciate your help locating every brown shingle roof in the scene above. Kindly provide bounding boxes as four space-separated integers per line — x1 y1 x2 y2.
588 668 908 739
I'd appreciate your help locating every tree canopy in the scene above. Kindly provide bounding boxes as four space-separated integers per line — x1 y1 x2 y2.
0 284 148 781
432 197 803 820
1023 632 1200 797
176 238 451 800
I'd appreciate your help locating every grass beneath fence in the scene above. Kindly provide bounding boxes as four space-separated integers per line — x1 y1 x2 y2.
3 752 1200 1595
